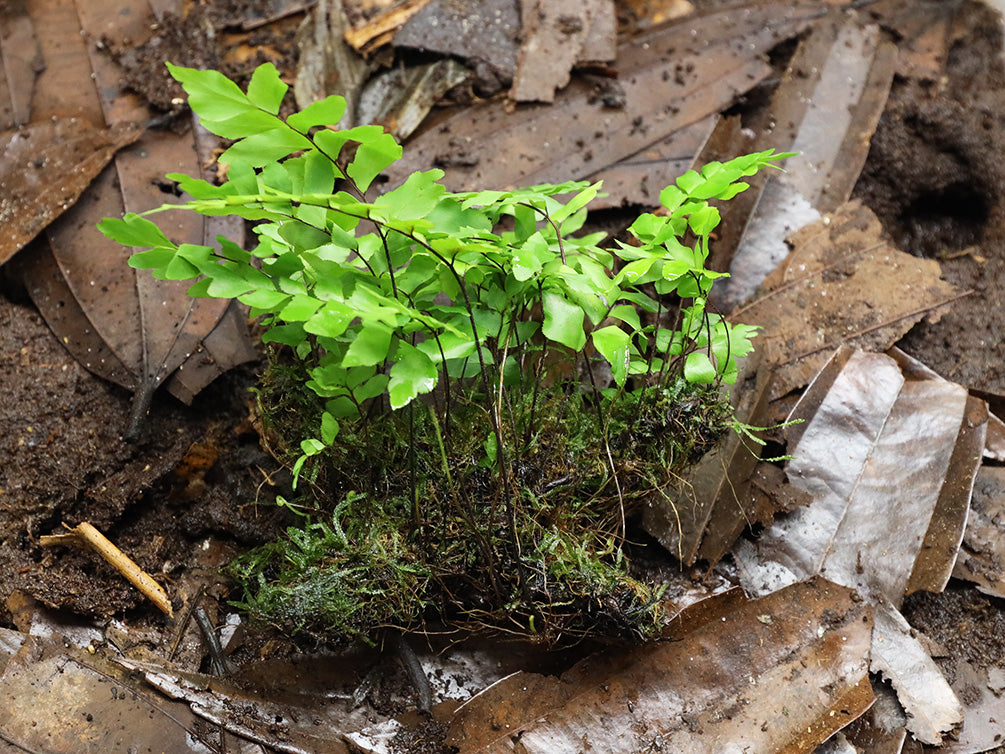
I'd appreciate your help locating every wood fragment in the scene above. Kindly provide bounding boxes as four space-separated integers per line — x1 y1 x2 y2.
343 0 435 54
40 522 173 617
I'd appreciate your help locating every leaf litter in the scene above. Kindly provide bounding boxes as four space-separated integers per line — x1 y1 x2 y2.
3 0 256 435
1 0 1005 751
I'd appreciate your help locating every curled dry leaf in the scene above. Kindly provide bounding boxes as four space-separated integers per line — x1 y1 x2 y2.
448 579 873 753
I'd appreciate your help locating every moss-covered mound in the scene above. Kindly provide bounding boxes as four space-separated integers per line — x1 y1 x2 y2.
229 352 732 645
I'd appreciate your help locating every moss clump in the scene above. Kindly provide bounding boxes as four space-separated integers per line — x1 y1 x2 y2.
229 350 733 644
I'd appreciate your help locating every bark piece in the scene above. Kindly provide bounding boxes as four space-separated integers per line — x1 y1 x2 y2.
342 0 435 54
357 59 470 139
295 0 375 127
447 579 873 753
732 201 963 400
511 0 615 104
393 0 521 93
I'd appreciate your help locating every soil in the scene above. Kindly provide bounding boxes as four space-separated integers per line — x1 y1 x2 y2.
853 1 1005 394
2 1 1005 752
0 284 289 624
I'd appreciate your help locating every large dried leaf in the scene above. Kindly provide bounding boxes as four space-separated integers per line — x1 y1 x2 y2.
117 657 355 754
12 0 255 432
701 13 896 308
386 1 824 190
936 657 1005 754
447 579 873 753
735 346 980 603
0 119 140 266
587 113 717 209
0 631 256 754
732 201 963 399
734 346 985 744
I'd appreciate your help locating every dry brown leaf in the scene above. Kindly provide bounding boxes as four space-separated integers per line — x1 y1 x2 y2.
0 0 43 128
734 346 984 744
447 578 873 753
386 1 824 191
9 0 256 435
0 119 140 266
0 632 249 753
703 13 896 309
870 600 964 745
732 201 964 399
643 352 778 566
953 466 1005 600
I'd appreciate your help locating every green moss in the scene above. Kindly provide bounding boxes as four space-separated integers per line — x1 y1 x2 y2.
229 352 733 644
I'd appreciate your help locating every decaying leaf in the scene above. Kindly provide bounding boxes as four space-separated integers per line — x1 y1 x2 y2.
117 657 357 754
0 119 141 266
447 578 873 753
953 465 1005 600
386 1 824 190
870 600 964 745
935 658 1005 754
643 352 778 566
0 0 43 128
587 114 717 209
735 346 983 603
8 0 256 434
732 201 964 399
734 346 985 744
703 12 896 308
0 631 254 753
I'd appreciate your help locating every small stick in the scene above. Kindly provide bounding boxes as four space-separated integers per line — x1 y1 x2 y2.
39 522 173 617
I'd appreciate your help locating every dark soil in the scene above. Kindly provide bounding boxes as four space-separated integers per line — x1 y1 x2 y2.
854 1 1005 393
0 286 287 625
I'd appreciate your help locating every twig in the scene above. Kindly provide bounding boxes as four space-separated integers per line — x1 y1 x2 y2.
40 522 173 617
